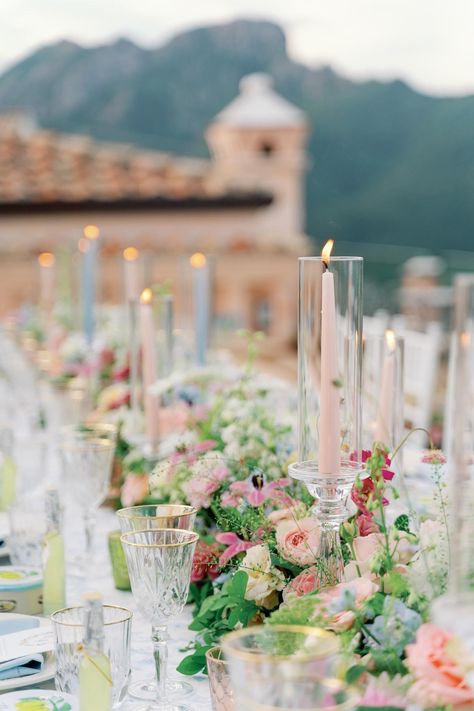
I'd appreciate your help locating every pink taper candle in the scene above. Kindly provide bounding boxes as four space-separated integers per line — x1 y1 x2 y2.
319 240 341 475
38 252 56 313
123 247 141 302
374 329 396 445
139 288 160 446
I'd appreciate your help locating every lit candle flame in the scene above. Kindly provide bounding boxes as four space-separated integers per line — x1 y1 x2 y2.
385 329 396 352
123 246 139 262
83 224 100 240
190 252 207 269
38 252 55 268
140 287 153 305
321 239 334 269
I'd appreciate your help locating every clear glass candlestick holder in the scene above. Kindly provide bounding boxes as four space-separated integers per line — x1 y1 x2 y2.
432 274 474 641
289 253 364 585
361 332 404 452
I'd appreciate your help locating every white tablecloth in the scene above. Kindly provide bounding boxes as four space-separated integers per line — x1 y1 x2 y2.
10 505 212 710
0 333 212 709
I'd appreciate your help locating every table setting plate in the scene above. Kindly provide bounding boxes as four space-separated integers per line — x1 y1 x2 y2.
0 689 77 710
0 613 55 692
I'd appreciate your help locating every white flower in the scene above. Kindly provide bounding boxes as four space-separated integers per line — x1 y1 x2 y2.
239 544 285 604
150 460 172 490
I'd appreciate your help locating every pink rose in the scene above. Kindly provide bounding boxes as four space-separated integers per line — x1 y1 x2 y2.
276 517 320 566
283 566 321 601
318 577 378 631
191 541 221 583
406 624 474 708
120 474 149 507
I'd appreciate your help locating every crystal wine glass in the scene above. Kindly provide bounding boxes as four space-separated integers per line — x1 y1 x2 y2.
116 504 197 701
121 528 198 711
59 424 116 573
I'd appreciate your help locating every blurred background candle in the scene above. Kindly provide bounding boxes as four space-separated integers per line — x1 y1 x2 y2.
123 246 141 302
191 252 210 367
38 251 56 316
140 288 160 447
319 239 341 476
374 329 396 444
81 224 100 346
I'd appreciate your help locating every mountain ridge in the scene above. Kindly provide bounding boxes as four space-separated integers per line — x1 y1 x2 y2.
0 18 473 252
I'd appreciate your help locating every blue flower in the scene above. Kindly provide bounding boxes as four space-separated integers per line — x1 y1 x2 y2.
364 596 422 654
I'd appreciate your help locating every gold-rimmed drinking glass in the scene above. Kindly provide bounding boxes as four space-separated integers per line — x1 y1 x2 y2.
222 625 357 711
51 603 132 708
121 528 198 711
59 423 117 573
116 504 197 701
117 504 197 533
206 647 234 711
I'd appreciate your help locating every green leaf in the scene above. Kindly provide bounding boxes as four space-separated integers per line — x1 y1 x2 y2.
227 607 241 628
270 553 303 576
176 651 209 676
227 570 248 600
345 665 366 685
394 514 410 533
357 707 405 711
384 571 410 596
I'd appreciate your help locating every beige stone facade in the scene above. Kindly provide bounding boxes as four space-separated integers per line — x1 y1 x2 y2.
0 74 310 351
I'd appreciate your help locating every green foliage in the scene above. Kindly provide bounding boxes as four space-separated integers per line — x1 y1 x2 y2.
178 572 258 675
394 515 410 533
345 664 366 685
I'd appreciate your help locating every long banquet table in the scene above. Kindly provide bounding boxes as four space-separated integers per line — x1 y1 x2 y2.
0 332 212 709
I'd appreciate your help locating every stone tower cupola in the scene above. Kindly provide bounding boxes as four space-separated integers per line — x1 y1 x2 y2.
206 74 308 247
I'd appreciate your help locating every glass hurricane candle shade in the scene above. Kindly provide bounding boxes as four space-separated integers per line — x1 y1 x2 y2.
432 274 474 645
362 333 404 452
222 625 357 711
289 256 364 584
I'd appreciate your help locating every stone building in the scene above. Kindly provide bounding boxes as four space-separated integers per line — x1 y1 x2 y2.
0 74 309 352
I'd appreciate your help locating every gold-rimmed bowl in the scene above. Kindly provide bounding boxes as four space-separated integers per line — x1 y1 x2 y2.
222 625 354 711
206 646 234 711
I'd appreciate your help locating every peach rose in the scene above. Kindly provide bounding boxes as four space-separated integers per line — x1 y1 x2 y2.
276 517 321 566
406 624 474 708
283 566 321 601
317 577 378 631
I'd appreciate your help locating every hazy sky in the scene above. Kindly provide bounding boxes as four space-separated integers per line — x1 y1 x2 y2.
2 0 473 95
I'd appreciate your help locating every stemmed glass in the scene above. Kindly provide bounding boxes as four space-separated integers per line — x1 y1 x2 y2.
121 528 198 711
116 504 197 700
59 424 116 573
117 504 197 533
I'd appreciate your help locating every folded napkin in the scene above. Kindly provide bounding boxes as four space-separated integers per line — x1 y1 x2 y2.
0 617 44 681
